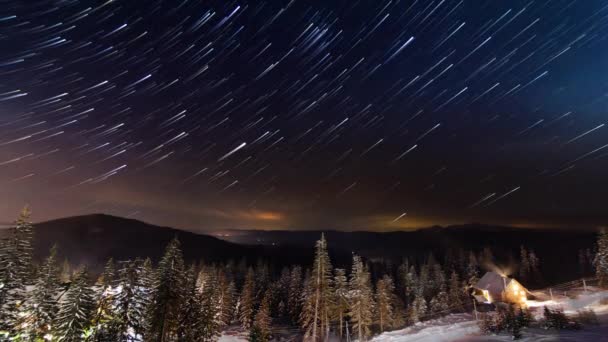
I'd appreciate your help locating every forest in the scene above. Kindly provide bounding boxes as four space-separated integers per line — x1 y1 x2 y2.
1 207 607 341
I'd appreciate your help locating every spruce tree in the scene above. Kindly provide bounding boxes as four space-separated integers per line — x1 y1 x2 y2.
409 289 427 323
375 275 395 332
519 246 530 282
91 258 120 340
176 265 205 341
466 251 480 286
112 259 151 341
22 246 61 340
146 237 185 341
287 265 303 325
529 250 540 283
0 206 35 335
198 266 222 341
216 270 236 327
301 234 333 341
348 255 374 341
276 267 291 319
239 267 257 330
333 268 349 339
595 229 608 287
447 271 464 312
429 288 449 316
250 289 272 342
14 206 34 282
54 269 95 342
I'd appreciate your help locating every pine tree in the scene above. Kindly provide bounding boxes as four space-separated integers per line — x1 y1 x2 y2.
14 206 34 282
287 265 303 325
216 269 236 327
430 262 445 298
595 229 608 287
348 255 374 341
250 289 272 342
403 265 418 306
0 206 35 335
111 259 151 341
409 288 427 324
301 234 333 341
447 271 464 312
60 258 72 283
375 275 395 332
429 289 449 316
519 246 530 282
54 269 95 342
146 237 185 341
176 265 205 341
529 250 540 283
21 245 61 340
333 268 349 339
98 258 117 287
91 258 120 340
466 251 479 286
198 266 222 341
239 267 257 330
276 267 291 319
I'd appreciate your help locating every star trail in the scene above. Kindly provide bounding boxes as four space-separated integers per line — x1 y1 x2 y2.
1 0 608 230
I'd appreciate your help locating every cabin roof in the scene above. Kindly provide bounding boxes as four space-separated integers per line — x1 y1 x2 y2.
474 271 514 295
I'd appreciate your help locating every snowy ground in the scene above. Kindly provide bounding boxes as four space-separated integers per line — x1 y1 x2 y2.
372 288 608 342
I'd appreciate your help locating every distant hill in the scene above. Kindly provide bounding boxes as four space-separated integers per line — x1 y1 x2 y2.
211 224 599 284
28 214 312 272
3 214 596 284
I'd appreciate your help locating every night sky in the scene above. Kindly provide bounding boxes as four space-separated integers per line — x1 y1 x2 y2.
1 0 608 231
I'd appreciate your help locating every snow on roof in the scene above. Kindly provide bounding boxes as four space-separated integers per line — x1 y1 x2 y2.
474 271 514 295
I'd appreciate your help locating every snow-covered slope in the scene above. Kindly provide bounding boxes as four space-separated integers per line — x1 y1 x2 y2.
372 289 608 342
371 314 478 342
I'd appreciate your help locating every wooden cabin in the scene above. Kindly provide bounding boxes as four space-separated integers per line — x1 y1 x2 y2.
472 271 529 306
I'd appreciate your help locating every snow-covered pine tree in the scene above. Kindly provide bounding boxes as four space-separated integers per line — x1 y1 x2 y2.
135 257 154 336
430 260 445 298
14 206 34 283
250 289 272 342
595 229 608 287
98 257 117 287
0 206 35 335
21 245 61 340
146 237 185 342
239 267 257 330
176 265 205 341
216 269 236 327
429 287 449 316
287 265 303 325
519 246 530 282
529 249 540 283
447 270 464 312
375 275 395 332
111 259 151 341
90 258 120 340
466 251 480 286
53 268 95 342
348 255 374 341
418 263 430 300
301 233 333 341
276 267 291 319
198 265 222 341
408 288 427 324
403 264 418 307
60 258 72 283
333 268 349 339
